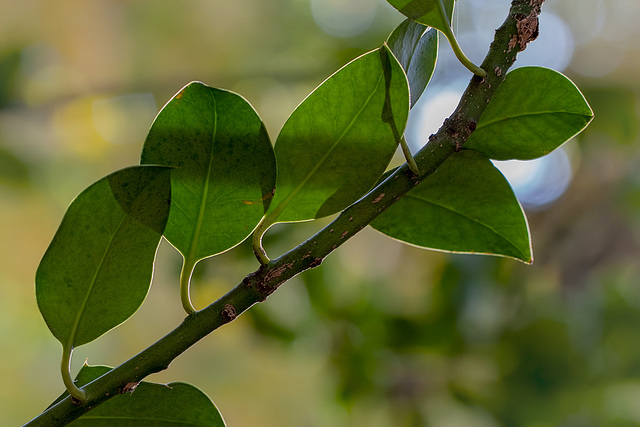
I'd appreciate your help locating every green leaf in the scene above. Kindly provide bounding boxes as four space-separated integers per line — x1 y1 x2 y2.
387 19 438 108
64 365 226 426
385 0 485 77
265 44 409 224
371 150 532 263
386 0 454 34
465 67 594 160
141 82 276 262
36 166 171 347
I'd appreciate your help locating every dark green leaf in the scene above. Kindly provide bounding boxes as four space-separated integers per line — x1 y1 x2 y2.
141 81 276 263
265 45 409 223
386 0 454 35
387 19 438 107
465 67 594 160
385 0 485 77
36 166 171 347
63 365 226 426
371 150 532 263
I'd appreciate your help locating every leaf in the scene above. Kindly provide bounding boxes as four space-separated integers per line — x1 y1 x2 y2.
465 67 594 160
386 0 454 34
61 365 226 426
385 0 485 77
265 44 409 224
141 81 276 263
36 166 171 347
387 19 438 107
371 150 532 263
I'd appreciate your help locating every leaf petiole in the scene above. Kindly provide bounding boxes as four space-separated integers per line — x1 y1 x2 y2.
400 136 420 175
437 0 486 77
180 258 198 314
252 216 275 265
61 345 87 402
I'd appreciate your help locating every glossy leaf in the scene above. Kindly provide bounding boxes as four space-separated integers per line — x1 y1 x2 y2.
387 19 438 107
141 81 276 262
465 67 594 160
385 0 485 77
265 45 409 224
61 365 226 426
386 0 454 34
36 166 171 347
371 150 532 263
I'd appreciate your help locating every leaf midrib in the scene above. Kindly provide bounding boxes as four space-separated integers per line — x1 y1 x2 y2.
405 193 528 259
271 63 386 222
78 415 203 425
402 26 421 73
185 90 218 263
67 214 128 348
477 110 590 130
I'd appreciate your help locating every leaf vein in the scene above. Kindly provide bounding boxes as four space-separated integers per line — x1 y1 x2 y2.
67 214 128 348
272 64 386 221
478 110 590 129
185 90 218 264
406 193 526 257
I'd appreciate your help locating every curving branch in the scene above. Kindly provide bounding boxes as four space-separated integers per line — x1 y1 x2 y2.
25 1 544 425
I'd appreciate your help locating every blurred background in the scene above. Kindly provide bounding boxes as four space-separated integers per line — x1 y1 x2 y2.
1 0 639 425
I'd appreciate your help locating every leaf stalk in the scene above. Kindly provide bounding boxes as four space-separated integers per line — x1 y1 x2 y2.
252 218 272 265
61 346 87 402
179 258 197 314
437 0 486 77
399 136 420 175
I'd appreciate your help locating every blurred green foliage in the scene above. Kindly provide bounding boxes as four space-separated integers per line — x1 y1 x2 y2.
1 1 639 426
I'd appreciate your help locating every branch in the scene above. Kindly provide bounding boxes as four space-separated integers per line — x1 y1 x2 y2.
25 1 543 425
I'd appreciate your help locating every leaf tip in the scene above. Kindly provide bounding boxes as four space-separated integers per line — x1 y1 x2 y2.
516 245 534 265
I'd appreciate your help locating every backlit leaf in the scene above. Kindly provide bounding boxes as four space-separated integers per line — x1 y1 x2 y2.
265 44 409 224
387 19 438 107
141 82 276 263
36 166 171 347
371 150 532 263
62 365 226 426
465 67 594 160
386 0 454 34
385 0 485 77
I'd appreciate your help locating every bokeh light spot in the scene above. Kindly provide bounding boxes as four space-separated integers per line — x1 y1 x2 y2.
92 93 157 146
570 40 624 78
406 87 463 151
493 147 574 209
